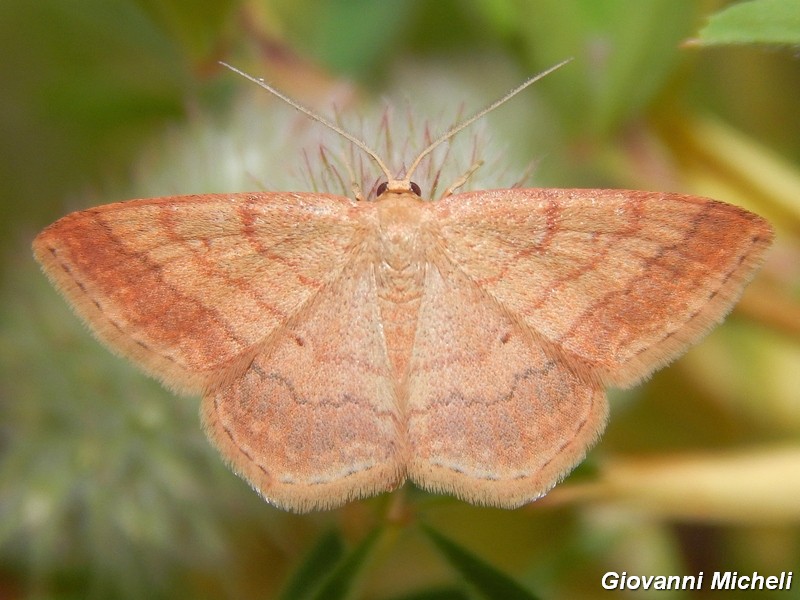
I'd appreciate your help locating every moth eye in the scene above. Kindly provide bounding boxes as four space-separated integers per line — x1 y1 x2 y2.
410 182 421 196
376 182 388 196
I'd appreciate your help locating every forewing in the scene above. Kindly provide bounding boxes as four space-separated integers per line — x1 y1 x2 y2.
433 188 773 387
407 256 606 508
203 257 404 512
33 192 360 394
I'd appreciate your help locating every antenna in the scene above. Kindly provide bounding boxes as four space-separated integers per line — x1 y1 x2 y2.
403 58 573 181
219 62 394 182
220 58 573 190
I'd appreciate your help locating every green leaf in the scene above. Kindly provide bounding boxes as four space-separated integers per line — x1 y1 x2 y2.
303 527 384 600
422 526 542 600
278 530 347 600
696 0 800 46
388 587 471 600
132 0 239 59
269 0 417 79
480 0 699 138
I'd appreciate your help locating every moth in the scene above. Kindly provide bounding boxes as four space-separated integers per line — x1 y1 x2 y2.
33 60 773 512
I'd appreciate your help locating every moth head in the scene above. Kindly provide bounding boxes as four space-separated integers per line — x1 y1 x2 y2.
376 180 422 198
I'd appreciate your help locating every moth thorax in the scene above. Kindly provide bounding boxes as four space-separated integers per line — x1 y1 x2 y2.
376 195 428 270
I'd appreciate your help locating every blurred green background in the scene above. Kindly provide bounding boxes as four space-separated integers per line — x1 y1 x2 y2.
1 0 799 598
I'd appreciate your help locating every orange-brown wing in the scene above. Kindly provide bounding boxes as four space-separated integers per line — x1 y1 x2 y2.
406 256 606 508
432 188 773 388
33 192 361 394
203 256 404 512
